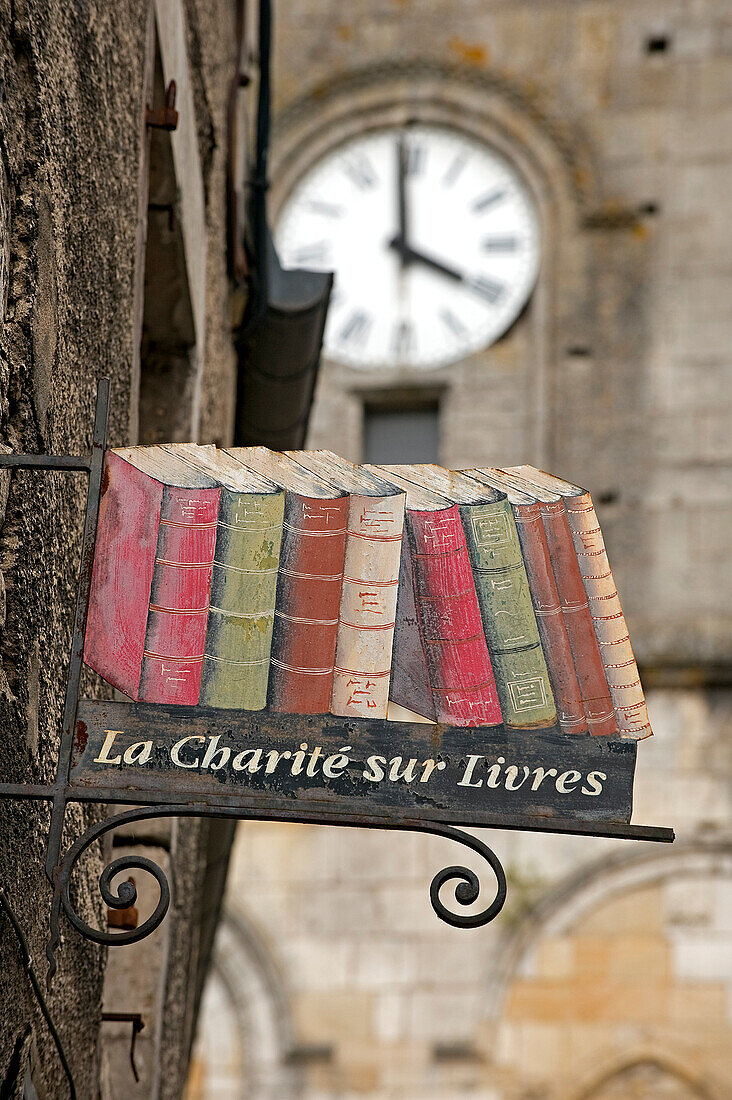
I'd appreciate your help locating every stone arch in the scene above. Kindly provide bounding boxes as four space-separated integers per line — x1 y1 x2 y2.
575 1049 714 1100
266 59 619 469
479 841 732 1100
188 905 302 1099
483 840 732 1022
270 59 597 220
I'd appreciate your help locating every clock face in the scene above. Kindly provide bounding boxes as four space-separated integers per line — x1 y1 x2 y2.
275 124 541 370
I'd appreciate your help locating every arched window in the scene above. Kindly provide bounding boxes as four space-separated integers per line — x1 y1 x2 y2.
267 63 590 470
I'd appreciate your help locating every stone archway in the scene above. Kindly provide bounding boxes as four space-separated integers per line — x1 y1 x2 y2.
266 59 600 471
186 906 302 1099
479 842 732 1100
576 1051 713 1100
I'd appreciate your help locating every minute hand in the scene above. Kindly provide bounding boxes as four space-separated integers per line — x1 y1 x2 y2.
397 136 408 248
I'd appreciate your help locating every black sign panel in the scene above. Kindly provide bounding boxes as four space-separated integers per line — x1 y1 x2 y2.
72 700 636 828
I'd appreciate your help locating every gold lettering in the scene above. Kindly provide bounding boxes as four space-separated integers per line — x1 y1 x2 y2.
94 730 123 765
171 735 205 768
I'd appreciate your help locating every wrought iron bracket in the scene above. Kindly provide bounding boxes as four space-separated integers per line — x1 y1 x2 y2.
0 379 674 997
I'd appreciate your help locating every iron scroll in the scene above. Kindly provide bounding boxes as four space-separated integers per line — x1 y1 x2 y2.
51 803 510 959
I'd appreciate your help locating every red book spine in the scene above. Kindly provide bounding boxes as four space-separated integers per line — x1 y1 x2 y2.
408 506 502 727
539 500 617 735
84 451 164 697
513 502 587 734
139 485 220 705
268 494 349 713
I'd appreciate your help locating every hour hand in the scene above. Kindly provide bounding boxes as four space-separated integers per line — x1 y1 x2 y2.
399 245 464 284
386 238 464 283
385 239 505 304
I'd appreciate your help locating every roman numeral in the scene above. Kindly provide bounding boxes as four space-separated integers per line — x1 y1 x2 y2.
470 275 505 304
392 320 414 357
482 235 519 252
343 154 377 190
440 308 467 337
405 143 425 176
292 240 331 265
306 200 344 217
443 154 468 187
339 310 372 345
472 188 506 213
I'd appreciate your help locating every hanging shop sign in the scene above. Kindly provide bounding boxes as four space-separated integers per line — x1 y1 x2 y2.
0 381 673 989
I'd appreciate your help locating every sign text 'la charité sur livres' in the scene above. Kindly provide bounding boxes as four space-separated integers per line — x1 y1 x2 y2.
74 445 652 830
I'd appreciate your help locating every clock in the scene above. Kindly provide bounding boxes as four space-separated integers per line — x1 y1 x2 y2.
274 124 541 371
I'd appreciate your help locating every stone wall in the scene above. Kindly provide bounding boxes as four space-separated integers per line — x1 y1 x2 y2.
0 0 238 1096
268 0 732 671
0 1 147 1094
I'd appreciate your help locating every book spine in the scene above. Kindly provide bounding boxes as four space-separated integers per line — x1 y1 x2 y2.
539 500 617 735
408 505 502 727
512 502 587 734
199 490 285 710
268 494 348 713
389 534 437 721
565 494 651 738
331 493 405 719
139 485 220 705
84 451 163 699
462 500 557 730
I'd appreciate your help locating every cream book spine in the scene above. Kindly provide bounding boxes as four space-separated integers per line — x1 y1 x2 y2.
565 495 651 738
331 492 406 719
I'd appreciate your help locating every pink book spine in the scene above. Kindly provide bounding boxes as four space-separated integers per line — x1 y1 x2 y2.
84 451 163 698
408 506 502 727
139 485 220 705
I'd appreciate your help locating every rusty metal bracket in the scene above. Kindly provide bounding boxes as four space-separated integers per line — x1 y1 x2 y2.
146 80 178 131
0 887 77 1099
100 1013 145 1083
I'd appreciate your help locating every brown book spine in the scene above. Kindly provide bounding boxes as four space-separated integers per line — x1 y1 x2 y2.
539 500 617 735
268 494 348 713
565 494 651 738
513 501 587 735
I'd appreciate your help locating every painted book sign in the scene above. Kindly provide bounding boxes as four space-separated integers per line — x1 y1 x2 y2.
81 446 651 826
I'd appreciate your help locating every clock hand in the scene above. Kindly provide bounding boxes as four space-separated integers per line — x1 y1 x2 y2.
387 235 461 278
395 134 409 265
386 239 504 305
399 244 463 283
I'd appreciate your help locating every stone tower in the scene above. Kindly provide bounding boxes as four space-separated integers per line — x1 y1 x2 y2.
188 3 732 1097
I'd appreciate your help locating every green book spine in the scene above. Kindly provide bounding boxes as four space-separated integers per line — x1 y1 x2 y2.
461 500 557 729
200 490 285 710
